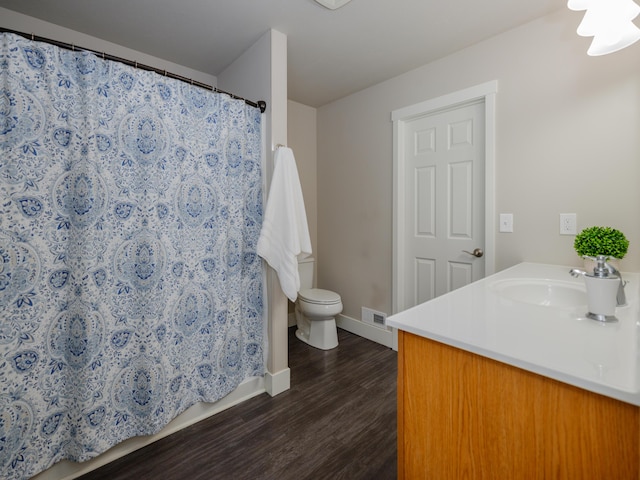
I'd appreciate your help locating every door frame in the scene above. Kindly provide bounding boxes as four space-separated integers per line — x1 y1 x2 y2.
391 81 498 316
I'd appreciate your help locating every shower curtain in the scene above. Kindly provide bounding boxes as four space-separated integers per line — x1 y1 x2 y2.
0 33 264 480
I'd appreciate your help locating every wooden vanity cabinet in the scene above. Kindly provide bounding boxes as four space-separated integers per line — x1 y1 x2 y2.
397 330 640 479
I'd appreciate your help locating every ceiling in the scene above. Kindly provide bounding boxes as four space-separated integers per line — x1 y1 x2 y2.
0 0 564 107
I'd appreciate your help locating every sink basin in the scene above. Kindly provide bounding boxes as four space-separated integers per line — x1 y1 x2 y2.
490 278 587 308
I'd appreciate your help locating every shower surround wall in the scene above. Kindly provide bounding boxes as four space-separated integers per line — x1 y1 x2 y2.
0 33 265 480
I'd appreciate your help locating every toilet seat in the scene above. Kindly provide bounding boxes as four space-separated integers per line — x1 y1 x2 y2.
298 288 341 305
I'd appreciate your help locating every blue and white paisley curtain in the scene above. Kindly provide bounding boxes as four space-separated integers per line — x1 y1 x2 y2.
0 33 264 480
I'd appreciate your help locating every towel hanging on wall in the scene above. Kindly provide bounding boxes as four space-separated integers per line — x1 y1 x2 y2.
257 147 312 301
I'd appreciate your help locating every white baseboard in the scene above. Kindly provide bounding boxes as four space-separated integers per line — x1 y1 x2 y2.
336 314 393 348
265 367 291 397
33 377 266 480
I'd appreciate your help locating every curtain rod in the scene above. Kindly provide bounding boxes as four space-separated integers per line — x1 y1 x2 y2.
0 27 267 114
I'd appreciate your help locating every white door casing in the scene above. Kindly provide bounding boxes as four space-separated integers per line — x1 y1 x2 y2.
392 81 497 316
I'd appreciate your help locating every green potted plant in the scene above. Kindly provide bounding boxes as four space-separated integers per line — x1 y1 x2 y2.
574 226 629 267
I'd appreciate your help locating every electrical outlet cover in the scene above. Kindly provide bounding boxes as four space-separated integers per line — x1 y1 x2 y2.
560 213 577 235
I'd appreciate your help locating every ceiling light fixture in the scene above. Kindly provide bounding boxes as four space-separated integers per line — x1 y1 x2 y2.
314 0 352 10
568 0 640 55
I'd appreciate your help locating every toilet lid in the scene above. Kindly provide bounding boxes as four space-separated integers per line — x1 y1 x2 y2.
298 288 341 305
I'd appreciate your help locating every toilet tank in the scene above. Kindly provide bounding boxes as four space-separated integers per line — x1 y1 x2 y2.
298 256 314 290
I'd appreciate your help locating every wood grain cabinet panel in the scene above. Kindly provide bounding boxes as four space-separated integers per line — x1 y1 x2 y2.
397 331 640 479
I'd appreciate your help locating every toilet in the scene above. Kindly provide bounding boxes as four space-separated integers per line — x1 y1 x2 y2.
295 256 343 350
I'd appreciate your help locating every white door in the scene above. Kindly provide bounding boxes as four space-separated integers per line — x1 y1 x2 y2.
402 100 485 309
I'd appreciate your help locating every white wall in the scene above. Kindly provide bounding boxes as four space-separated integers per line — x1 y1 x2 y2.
317 8 640 321
288 100 318 261
0 7 216 86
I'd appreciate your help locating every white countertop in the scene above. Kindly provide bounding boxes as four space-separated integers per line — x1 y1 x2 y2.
387 262 640 406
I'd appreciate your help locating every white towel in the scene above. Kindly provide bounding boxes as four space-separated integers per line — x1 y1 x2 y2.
257 147 312 302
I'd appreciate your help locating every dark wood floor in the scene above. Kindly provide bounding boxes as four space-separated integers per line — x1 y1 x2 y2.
80 327 398 480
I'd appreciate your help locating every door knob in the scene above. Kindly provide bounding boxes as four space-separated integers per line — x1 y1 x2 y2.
462 248 484 258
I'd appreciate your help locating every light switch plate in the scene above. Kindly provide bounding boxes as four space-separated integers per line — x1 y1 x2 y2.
500 213 513 233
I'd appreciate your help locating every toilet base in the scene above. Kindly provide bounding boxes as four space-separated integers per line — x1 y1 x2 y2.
295 317 338 350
